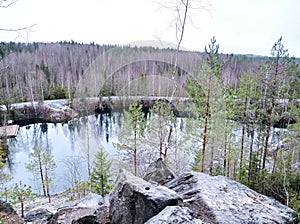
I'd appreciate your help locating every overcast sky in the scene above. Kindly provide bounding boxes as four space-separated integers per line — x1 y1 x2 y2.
0 0 299 57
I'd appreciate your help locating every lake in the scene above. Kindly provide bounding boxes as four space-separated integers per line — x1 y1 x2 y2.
5 112 123 194
3 109 293 195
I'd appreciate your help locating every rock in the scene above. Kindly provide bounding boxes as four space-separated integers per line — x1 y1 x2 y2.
61 193 103 210
49 207 97 224
95 201 110 224
145 206 204 224
24 208 53 223
0 200 24 224
166 171 298 224
45 104 78 122
109 169 183 224
143 158 175 184
49 193 103 224
72 215 100 224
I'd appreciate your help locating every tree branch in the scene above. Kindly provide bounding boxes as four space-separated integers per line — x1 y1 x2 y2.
0 24 36 32
0 24 37 41
0 0 18 8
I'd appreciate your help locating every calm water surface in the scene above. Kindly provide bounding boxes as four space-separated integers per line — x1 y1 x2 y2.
6 112 122 193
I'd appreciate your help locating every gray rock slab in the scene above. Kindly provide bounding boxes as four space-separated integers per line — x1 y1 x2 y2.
24 208 53 223
109 169 183 224
145 206 205 224
143 158 175 184
49 207 97 224
166 171 298 224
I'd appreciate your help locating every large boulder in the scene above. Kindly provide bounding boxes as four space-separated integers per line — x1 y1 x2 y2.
49 193 103 224
109 169 183 224
95 201 110 224
143 158 175 184
49 207 97 224
166 171 298 224
24 208 53 223
145 206 204 224
0 200 24 224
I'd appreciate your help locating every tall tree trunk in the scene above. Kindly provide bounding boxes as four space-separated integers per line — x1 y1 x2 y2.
134 128 137 176
248 129 254 186
158 110 163 158
38 154 46 196
239 95 248 180
226 140 231 177
262 52 279 170
164 125 172 159
21 200 24 218
201 87 210 172
209 137 214 175
87 122 91 177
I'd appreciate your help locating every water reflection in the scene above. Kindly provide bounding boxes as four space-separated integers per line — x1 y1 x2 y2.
6 112 121 193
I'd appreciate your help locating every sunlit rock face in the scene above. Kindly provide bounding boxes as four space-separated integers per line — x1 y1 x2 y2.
166 171 298 224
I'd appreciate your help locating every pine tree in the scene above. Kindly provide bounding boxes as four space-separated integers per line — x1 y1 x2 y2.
90 147 113 197
146 100 176 159
186 37 223 174
10 181 32 218
116 101 146 176
234 72 261 182
25 144 56 198
260 37 296 171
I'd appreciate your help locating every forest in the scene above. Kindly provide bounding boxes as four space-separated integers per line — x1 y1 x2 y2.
0 38 300 218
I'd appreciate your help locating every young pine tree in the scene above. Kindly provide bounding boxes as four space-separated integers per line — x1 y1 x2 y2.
10 181 32 218
146 100 176 159
116 101 146 176
90 147 113 197
260 37 297 171
25 144 56 198
186 37 223 173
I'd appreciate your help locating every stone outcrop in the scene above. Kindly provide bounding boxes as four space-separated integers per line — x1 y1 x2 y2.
11 100 78 123
95 202 110 224
145 206 204 224
44 105 78 122
166 171 298 224
8 160 299 224
109 169 183 224
143 158 175 184
49 207 97 224
24 208 53 223
0 200 24 224
48 193 103 224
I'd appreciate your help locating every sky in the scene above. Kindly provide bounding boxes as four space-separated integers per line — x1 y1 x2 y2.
0 0 299 57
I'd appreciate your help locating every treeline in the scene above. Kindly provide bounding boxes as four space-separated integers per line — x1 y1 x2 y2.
0 41 274 107
113 37 300 217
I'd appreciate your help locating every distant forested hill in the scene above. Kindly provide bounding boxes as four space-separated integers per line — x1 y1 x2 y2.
0 41 297 105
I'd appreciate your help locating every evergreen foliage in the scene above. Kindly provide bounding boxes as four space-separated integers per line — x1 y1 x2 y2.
116 101 146 176
10 181 33 218
90 147 113 197
25 144 56 197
